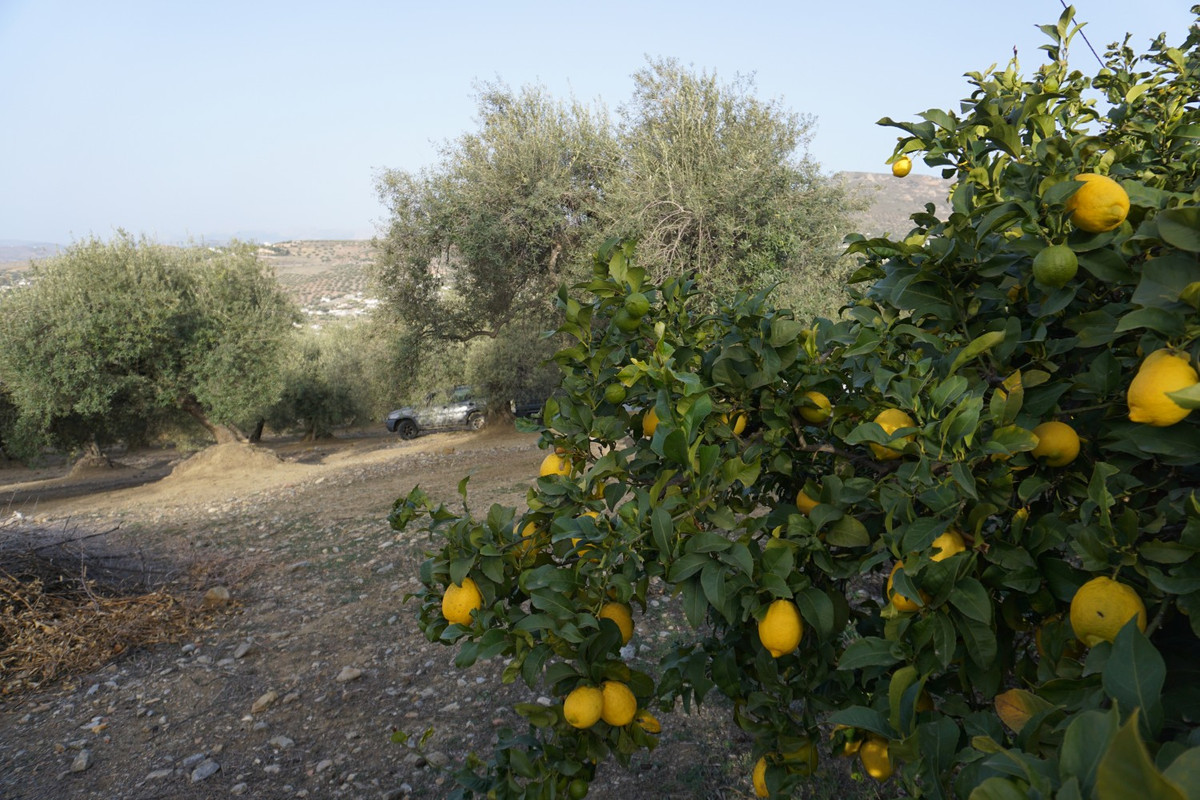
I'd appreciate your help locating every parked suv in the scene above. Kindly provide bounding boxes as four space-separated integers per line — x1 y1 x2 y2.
385 385 487 439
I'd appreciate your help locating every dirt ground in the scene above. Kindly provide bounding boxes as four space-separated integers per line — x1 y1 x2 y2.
0 426 811 800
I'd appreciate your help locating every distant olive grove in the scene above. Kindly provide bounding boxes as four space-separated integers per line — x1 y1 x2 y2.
0 60 862 462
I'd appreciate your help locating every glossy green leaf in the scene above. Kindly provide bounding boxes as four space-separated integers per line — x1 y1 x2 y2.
1096 709 1187 800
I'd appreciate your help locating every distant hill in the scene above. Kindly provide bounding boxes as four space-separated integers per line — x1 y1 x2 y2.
838 171 952 239
0 171 952 297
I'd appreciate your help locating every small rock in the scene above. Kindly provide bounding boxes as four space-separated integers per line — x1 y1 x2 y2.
202 586 231 609
263 764 282 775
315 759 333 773
286 560 311 573
191 758 220 782
146 768 174 780
425 751 449 769
181 643 197 654
251 690 279 713
268 735 295 750
335 667 363 683
231 783 248 795
233 642 254 659
182 753 206 768
70 749 92 773
438 702 459 714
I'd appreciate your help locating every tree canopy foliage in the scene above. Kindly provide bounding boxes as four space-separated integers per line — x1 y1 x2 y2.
0 233 299 456
372 66 858 399
393 8 1200 799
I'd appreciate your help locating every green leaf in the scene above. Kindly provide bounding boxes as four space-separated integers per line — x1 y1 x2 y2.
839 636 902 670
769 317 805 346
1162 747 1200 799
1060 708 1119 796
1156 208 1200 252
1096 709 1187 800
826 705 897 739
1167 383 1200 411
949 578 993 623
949 331 1006 375
1114 307 1186 337
1131 254 1200 309
956 616 998 668
827 515 871 547
1103 623 1166 736
969 777 1034 800
796 588 836 640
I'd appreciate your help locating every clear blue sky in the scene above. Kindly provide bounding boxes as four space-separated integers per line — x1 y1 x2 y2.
1 1 1194 245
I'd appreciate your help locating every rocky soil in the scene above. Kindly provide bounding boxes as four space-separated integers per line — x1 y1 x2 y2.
0 427 805 800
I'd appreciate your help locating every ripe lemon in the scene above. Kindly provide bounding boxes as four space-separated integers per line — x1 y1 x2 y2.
599 681 637 726
1065 173 1130 233
832 725 862 757
796 487 819 515
634 709 661 734
1069 576 1147 647
752 756 769 797
930 528 966 562
799 391 832 424
758 598 803 657
642 407 659 437
887 562 928 613
1127 349 1198 427
783 740 819 776
563 685 604 729
539 452 572 477
1030 421 1080 467
720 411 748 435
1032 244 1078 288
598 602 633 645
869 409 916 461
892 157 912 178
442 577 483 626
859 736 894 781
517 521 541 555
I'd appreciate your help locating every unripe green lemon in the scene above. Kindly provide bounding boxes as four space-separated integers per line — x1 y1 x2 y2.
603 383 627 404
1032 244 1078 288
624 292 650 317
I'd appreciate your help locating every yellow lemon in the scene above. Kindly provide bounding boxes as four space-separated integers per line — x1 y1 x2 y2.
930 528 966 562
442 577 483 626
1030 421 1080 467
758 599 803 658
796 487 819 515
1065 173 1130 233
1127 349 1198 427
539 452 572 477
892 156 913 178
869 409 916 461
598 602 633 645
1069 576 1147 647
599 681 637 726
832 725 862 758
642 407 659 437
799 390 832 424
782 739 819 776
1032 244 1078 288
721 411 748 435
752 756 769 797
634 709 661 734
887 562 928 613
563 685 604 729
859 736 894 781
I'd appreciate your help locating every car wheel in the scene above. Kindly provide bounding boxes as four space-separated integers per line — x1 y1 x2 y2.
467 412 486 431
397 419 418 439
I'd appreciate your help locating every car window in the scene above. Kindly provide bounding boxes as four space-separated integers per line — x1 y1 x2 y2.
450 386 473 403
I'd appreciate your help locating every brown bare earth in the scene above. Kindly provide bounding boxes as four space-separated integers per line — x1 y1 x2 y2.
0 426 877 800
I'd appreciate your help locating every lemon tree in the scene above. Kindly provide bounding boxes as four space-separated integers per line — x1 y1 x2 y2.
392 9 1200 798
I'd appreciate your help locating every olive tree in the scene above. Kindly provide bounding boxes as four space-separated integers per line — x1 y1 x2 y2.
0 233 298 455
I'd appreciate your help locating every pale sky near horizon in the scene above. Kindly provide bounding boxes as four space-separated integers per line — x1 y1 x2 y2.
1 1 1194 246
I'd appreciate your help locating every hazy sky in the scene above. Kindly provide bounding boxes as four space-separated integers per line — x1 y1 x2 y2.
1 1 1194 245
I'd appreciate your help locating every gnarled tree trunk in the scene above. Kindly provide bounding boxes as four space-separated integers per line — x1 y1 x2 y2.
180 397 245 444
